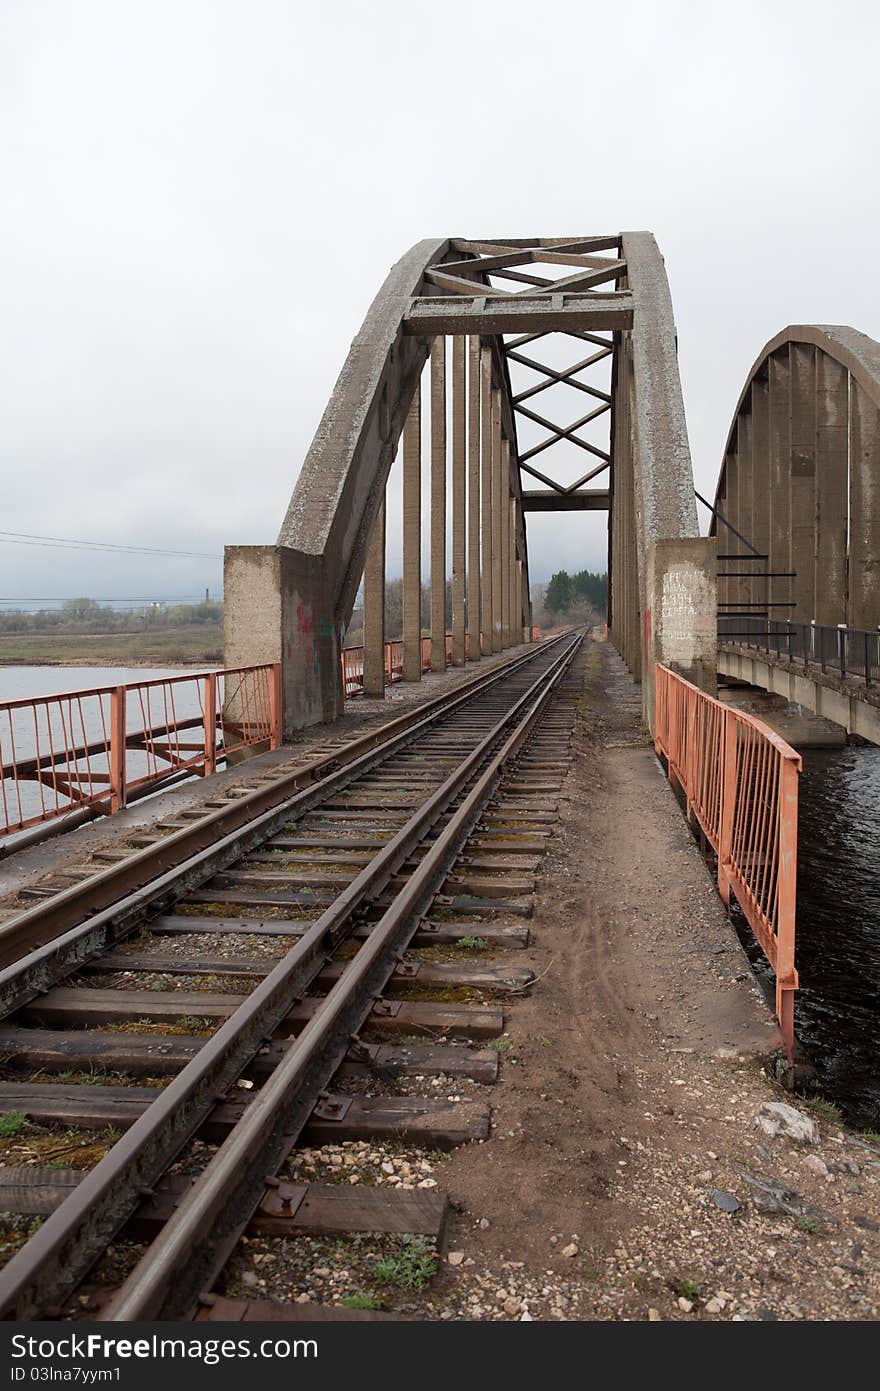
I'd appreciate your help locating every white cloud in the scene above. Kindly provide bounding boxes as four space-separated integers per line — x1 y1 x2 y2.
2 0 878 598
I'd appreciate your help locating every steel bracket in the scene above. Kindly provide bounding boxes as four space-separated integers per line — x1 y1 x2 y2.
311 1095 353 1122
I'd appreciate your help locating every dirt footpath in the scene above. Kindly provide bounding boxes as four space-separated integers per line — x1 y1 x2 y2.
426 637 880 1321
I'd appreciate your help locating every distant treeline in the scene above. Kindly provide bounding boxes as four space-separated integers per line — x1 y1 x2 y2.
543 570 607 617
0 598 223 636
345 579 450 647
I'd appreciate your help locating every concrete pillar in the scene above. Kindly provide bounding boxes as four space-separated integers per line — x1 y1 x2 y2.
849 379 880 630
768 347 792 621
646 538 717 701
723 448 740 618
736 411 754 613
467 337 482 663
430 338 447 673
609 331 640 679
789 342 817 623
491 390 504 654
451 336 466 666
500 439 510 647
814 352 848 626
362 494 386 698
507 495 517 646
402 386 422 682
750 375 770 618
224 545 340 735
517 556 526 640
480 347 494 657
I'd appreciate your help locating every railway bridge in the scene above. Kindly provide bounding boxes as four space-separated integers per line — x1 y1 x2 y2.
223 234 716 732
0 234 879 1324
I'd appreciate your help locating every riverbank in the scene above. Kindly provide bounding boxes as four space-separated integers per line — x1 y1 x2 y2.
0 625 222 667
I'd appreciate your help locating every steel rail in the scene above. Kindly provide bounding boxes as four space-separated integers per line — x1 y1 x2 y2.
0 633 580 1320
106 630 583 1320
0 637 567 1006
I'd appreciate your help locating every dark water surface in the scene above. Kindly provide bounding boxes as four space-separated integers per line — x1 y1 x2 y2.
793 742 880 1128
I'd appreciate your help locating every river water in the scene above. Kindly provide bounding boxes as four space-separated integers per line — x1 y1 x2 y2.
0 665 205 834
793 742 880 1129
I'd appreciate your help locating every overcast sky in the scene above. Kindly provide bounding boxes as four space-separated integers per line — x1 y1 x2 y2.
2 0 879 606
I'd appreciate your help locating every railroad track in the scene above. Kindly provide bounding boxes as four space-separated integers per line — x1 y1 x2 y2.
0 631 581 1322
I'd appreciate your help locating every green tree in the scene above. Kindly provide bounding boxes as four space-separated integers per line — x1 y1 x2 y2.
62 597 100 621
544 571 574 613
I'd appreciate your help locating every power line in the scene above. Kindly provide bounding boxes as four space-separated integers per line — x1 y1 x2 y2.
0 530 219 560
0 596 217 604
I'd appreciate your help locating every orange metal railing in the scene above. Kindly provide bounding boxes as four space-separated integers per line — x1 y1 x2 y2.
341 631 487 698
0 663 282 839
654 663 801 1059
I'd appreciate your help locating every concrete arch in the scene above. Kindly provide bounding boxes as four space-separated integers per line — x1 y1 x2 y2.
712 325 880 631
225 232 714 732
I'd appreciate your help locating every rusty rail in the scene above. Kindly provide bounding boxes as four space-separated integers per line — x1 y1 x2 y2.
0 664 282 838
654 663 801 1058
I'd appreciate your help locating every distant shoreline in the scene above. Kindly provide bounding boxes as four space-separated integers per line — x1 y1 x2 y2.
0 623 223 669
0 657 214 669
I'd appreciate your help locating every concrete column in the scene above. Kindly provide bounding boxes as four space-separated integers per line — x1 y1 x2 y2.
789 342 817 623
491 390 504 654
849 379 880 630
609 331 640 679
467 337 481 663
430 338 447 673
814 352 848 626
750 375 770 618
402 385 422 682
736 411 754 613
451 336 466 666
362 494 386 698
500 439 510 647
517 556 526 640
224 545 340 735
480 347 493 657
723 448 740 619
768 347 792 620
646 538 718 703
507 495 517 646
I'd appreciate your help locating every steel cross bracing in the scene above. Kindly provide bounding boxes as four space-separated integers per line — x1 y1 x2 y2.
412 236 625 515
228 228 706 734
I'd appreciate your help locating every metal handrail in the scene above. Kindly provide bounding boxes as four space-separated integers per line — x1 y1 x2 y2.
0 664 282 837
718 616 880 687
655 663 801 1060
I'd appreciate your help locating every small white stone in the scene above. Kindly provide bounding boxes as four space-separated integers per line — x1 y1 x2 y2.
677 1297 693 1313
561 1243 579 1258
447 1251 465 1266
754 1102 818 1144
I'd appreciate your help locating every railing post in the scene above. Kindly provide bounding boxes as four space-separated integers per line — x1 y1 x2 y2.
268 662 282 749
717 708 737 908
203 672 218 775
775 754 800 1061
110 685 127 814
837 623 846 679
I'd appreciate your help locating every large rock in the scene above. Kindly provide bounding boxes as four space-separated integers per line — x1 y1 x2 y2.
754 1102 818 1144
